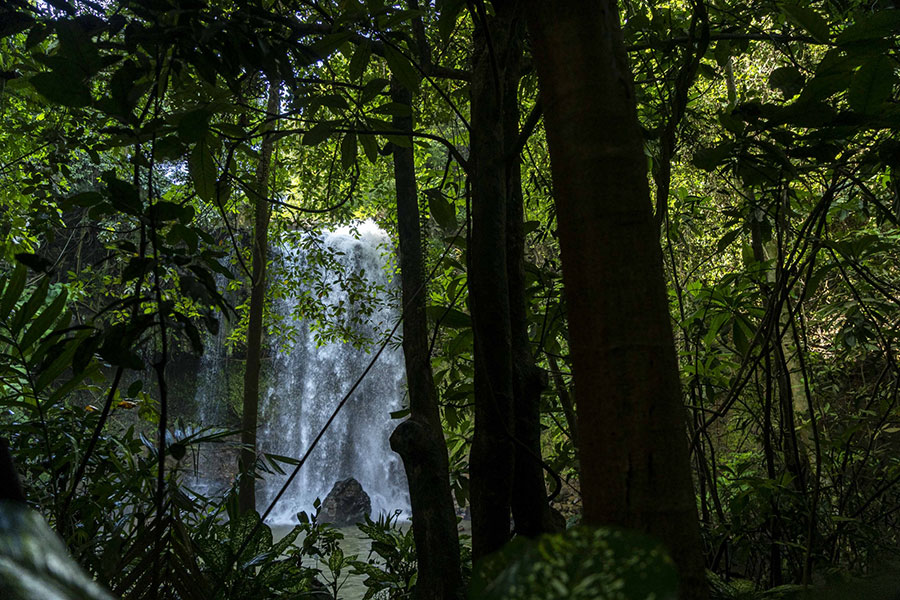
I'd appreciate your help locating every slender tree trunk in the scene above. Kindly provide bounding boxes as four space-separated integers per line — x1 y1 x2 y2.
467 2 518 560
504 64 556 537
238 81 280 514
521 3 709 597
388 80 462 600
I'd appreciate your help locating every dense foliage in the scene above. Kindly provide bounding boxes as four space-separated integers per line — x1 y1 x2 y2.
2 0 900 598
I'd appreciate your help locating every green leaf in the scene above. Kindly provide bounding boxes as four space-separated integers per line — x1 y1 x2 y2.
733 316 753 356
437 0 466 41
341 132 357 170
34 333 80 393
13 278 49 334
716 229 742 253
126 380 143 397
426 306 470 329
782 4 830 43
383 45 420 93
30 70 92 108
836 10 900 45
153 135 186 161
0 12 34 38
189 139 217 203
177 109 212 143
692 142 734 171
318 94 349 111
426 188 456 230
303 122 334 146
360 78 389 104
848 56 895 115
103 175 142 216
20 289 67 352
470 527 677 600
348 41 372 80
148 201 186 223
359 133 379 164
63 191 103 209
14 253 52 273
390 408 410 419
0 266 26 322
768 66 805 99
55 19 102 76
372 102 412 117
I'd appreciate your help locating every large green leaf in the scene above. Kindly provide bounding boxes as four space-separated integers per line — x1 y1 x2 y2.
782 4 830 43
836 10 900 45
30 70 92 108
849 56 895 115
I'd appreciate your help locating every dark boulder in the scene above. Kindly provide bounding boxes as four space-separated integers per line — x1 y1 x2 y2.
320 477 371 526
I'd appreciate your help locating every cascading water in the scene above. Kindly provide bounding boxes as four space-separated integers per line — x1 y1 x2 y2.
192 220 410 524
259 221 409 523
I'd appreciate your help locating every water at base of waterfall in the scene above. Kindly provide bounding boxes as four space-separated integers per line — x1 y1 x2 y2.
191 220 410 525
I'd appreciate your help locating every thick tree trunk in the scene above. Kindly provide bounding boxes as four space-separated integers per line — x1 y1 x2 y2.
238 82 280 514
467 3 518 560
388 81 462 600
521 3 709 598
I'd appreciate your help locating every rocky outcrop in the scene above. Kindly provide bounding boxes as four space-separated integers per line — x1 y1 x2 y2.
319 478 371 526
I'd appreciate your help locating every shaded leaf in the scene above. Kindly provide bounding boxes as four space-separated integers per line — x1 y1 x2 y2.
189 139 217 203
768 66 805 99
383 45 420 93
30 70 91 108
348 41 372 80
341 132 357 170
426 305 470 329
359 133 379 164
849 56 895 115
716 229 742 253
782 4 830 43
303 121 334 146
425 188 456 230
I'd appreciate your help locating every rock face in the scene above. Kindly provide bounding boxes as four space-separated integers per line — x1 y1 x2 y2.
320 478 371 526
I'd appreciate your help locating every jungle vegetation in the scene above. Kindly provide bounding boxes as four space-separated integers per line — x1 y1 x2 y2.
1 0 900 599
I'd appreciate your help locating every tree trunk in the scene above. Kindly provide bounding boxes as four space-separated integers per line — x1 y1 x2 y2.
467 2 517 560
238 81 280 514
504 65 557 537
388 80 462 600
521 3 709 598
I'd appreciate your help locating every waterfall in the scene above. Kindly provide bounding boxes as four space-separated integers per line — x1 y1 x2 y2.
193 220 410 524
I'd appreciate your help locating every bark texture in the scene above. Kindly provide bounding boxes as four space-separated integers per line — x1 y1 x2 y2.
388 82 462 600
521 2 709 597
238 82 280 514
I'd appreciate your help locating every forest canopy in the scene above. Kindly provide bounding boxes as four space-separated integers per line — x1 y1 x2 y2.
1 0 900 599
